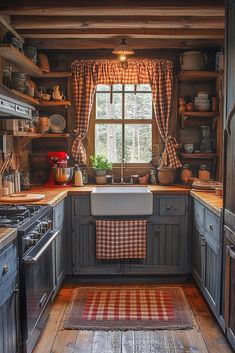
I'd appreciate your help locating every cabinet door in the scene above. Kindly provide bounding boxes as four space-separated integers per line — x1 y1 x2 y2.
0 282 19 353
73 219 121 275
192 227 206 288
125 219 187 274
204 236 221 315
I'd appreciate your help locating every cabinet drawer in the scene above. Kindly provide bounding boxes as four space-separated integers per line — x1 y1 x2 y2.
159 197 186 216
194 200 204 232
54 200 65 229
204 209 221 244
74 196 91 216
0 243 17 288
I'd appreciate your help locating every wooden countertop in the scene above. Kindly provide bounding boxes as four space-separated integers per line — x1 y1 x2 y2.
28 185 223 216
0 228 17 251
22 184 191 206
190 190 223 217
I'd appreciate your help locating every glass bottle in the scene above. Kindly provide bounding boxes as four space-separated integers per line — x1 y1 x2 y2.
150 169 157 184
82 169 89 184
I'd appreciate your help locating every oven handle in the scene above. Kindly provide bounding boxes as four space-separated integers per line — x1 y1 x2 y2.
23 230 59 264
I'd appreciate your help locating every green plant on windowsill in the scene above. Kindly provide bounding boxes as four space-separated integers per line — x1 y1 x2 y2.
90 155 112 184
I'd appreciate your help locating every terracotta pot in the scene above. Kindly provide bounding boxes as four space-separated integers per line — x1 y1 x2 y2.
157 167 176 185
95 175 107 185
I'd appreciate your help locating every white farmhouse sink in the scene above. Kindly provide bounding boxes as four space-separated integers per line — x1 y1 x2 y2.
91 186 153 216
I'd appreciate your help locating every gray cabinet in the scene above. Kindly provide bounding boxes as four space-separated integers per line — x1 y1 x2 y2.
71 195 189 276
0 240 19 353
53 200 66 296
192 199 222 318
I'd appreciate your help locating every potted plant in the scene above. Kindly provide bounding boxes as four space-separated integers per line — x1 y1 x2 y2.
90 154 112 184
157 153 176 185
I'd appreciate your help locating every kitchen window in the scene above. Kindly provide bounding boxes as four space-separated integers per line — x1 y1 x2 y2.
89 84 156 164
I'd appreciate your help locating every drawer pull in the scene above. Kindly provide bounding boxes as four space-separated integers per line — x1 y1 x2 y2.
155 228 160 235
209 224 214 231
2 265 9 274
166 205 172 210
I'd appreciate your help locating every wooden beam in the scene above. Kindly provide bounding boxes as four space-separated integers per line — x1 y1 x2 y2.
19 28 224 39
11 16 224 30
26 38 223 49
0 15 24 42
0 1 225 17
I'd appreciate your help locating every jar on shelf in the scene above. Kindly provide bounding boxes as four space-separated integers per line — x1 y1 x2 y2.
198 164 211 181
180 164 192 184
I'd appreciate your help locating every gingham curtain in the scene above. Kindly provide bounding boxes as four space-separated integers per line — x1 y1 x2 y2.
71 58 181 167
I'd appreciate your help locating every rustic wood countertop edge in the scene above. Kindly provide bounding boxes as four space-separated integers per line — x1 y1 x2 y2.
0 228 17 251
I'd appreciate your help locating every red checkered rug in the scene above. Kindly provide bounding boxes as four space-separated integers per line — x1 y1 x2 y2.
64 286 193 330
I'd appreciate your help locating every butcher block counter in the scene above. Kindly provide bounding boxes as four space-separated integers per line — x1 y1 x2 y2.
0 228 17 251
0 184 223 214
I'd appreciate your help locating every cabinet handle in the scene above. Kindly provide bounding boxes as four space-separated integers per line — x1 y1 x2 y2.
209 224 214 231
166 205 171 210
200 234 206 246
226 103 235 136
155 228 160 235
2 264 9 274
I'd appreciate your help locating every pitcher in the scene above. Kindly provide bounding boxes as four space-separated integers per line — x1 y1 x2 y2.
52 85 65 101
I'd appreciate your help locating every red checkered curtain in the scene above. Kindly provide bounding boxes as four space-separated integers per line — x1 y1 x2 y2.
71 58 181 167
151 60 182 168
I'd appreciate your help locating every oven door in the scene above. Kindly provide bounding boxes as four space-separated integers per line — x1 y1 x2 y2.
224 226 235 351
21 230 59 352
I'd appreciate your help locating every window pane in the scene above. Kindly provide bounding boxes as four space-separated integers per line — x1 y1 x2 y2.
96 92 122 119
95 124 122 163
125 93 152 119
137 84 151 91
113 84 122 91
96 84 110 91
124 84 134 91
124 124 152 163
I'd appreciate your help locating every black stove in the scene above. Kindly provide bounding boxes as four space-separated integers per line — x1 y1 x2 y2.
0 204 42 228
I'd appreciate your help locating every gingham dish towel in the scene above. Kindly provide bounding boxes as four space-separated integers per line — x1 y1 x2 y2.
96 220 147 259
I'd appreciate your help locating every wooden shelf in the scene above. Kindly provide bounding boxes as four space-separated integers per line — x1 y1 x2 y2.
181 153 217 159
1 131 69 138
34 72 71 78
39 100 71 107
180 111 220 118
0 44 43 76
11 89 39 105
179 71 220 81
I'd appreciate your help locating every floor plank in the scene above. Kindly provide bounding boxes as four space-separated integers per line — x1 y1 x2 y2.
32 283 232 353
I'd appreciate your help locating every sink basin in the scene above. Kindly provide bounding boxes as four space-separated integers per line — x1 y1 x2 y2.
91 186 153 216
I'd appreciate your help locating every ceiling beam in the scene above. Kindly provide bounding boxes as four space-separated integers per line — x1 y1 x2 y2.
26 38 223 50
11 16 224 30
0 1 225 17
19 28 224 39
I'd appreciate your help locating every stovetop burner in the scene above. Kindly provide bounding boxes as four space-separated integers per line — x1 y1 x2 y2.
0 204 43 228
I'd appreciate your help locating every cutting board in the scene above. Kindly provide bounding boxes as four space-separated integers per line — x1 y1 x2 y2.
0 193 45 203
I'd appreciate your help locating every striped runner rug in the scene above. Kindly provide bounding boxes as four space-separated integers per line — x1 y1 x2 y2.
64 286 193 330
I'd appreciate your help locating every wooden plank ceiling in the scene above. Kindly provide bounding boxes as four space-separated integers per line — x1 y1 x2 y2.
0 0 225 49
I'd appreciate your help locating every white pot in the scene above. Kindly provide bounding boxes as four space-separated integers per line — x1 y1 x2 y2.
180 51 207 71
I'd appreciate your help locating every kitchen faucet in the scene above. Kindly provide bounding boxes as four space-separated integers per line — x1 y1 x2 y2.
120 158 127 184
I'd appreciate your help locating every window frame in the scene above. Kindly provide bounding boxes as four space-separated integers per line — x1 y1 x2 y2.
87 84 158 167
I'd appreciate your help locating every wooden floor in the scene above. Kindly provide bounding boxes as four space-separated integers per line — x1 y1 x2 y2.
33 283 233 353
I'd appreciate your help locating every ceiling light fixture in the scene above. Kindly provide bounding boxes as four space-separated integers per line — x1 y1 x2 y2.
112 39 134 70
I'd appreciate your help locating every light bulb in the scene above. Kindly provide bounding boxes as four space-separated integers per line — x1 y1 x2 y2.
119 54 127 62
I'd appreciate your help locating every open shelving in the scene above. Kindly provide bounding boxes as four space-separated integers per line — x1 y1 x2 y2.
181 153 217 160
